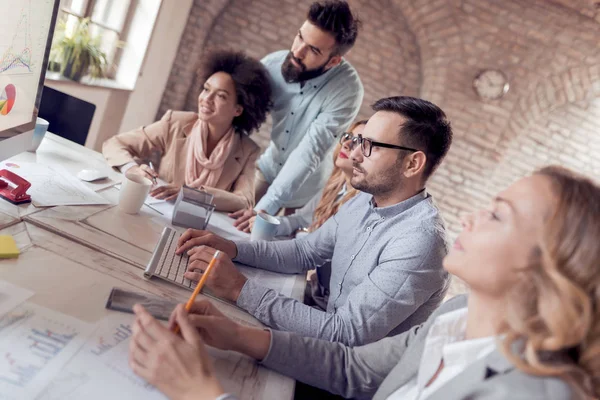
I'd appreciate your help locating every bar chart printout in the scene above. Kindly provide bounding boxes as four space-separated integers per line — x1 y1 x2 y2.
0 303 93 400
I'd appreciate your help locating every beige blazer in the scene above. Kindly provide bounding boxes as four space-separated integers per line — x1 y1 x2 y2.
103 110 260 212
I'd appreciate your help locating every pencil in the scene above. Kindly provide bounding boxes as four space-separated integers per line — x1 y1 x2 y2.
148 162 158 185
172 250 221 334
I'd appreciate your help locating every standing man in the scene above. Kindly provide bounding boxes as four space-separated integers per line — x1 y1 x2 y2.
232 0 364 229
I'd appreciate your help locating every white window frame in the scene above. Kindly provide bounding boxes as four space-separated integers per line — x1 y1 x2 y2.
59 0 137 79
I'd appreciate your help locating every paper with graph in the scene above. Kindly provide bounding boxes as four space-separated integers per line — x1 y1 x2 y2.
0 303 93 400
0 0 56 130
39 312 167 400
40 312 292 400
0 162 110 206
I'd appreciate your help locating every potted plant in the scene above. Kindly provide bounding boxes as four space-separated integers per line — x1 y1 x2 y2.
50 17 108 82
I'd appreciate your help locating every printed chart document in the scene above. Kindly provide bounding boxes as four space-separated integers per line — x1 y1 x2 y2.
39 313 166 400
0 303 93 400
0 162 110 207
40 312 294 400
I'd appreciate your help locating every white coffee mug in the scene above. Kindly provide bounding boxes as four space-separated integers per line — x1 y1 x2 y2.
118 173 152 214
250 212 281 241
29 117 50 152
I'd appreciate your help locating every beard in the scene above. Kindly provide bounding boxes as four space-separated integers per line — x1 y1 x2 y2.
350 161 405 196
281 51 331 83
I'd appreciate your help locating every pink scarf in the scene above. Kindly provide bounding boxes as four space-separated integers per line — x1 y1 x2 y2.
185 120 238 188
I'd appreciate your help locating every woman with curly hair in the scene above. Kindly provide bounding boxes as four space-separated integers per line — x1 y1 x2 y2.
129 165 600 400
103 50 272 211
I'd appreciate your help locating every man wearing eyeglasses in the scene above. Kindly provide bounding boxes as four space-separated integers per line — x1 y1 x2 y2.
176 96 453 348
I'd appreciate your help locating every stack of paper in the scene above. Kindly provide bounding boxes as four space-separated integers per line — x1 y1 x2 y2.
0 162 110 207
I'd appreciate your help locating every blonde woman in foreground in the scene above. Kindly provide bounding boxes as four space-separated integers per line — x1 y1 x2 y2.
129 165 600 400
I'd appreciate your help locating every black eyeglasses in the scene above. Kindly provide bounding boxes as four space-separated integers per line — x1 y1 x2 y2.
351 134 419 158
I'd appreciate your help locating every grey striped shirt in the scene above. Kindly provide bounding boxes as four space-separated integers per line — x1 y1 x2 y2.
234 190 450 346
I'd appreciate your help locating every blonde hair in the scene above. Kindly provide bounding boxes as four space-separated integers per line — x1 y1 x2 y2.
309 120 366 231
501 166 600 399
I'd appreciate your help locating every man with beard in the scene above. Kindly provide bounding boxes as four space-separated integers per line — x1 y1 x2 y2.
231 0 364 229
176 96 454 347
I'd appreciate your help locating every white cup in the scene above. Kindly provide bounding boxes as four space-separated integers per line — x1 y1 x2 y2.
118 173 152 214
250 212 281 241
29 117 49 152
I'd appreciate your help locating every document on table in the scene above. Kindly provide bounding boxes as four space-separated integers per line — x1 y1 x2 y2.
40 312 293 400
0 162 110 207
207 212 250 241
0 303 93 400
38 313 166 400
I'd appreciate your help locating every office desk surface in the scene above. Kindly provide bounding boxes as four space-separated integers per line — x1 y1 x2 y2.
24 186 307 302
0 222 294 399
0 133 121 219
0 210 18 230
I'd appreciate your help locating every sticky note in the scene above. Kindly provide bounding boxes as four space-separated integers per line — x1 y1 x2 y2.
0 235 19 259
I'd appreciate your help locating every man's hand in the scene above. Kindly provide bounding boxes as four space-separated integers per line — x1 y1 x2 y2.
176 229 237 259
229 208 258 232
129 304 225 400
184 246 247 303
168 301 272 361
150 184 181 201
247 216 256 233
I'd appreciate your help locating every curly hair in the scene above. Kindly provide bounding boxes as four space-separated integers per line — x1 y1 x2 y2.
309 119 366 231
199 50 273 135
501 166 600 399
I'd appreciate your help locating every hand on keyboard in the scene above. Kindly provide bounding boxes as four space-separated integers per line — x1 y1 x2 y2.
184 246 248 303
176 229 237 259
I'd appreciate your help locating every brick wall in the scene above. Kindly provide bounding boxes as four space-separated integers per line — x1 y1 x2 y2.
159 0 600 242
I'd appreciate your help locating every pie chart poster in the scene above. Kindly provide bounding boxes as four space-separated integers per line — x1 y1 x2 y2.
0 84 17 116
0 78 36 138
0 0 54 137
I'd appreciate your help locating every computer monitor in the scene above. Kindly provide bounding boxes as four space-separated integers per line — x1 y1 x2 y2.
0 0 60 161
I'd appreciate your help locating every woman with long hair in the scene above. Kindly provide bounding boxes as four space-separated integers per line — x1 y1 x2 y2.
129 165 600 400
103 50 272 211
245 119 365 309
274 119 365 235
239 119 366 235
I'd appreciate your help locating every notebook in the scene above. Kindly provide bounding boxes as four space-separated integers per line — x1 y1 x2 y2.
144 227 196 290
0 235 19 259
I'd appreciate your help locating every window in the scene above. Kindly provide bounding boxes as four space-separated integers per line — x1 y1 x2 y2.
59 0 134 78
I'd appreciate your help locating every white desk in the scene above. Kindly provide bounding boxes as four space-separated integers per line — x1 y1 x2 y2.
0 133 122 219
0 135 302 399
24 186 306 302
0 222 294 400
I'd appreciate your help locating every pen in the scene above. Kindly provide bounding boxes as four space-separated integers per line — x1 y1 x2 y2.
172 250 221 334
148 162 158 185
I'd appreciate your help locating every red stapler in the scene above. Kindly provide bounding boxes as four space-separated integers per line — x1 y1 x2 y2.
0 169 32 204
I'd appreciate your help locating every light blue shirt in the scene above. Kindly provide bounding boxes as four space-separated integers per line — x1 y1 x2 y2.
255 50 364 214
275 183 348 236
234 191 450 346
